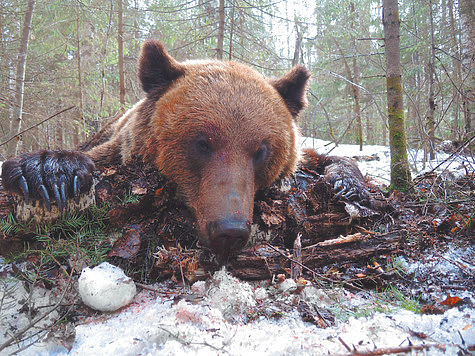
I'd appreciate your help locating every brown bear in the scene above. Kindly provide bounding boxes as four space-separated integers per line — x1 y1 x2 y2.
1 39 371 258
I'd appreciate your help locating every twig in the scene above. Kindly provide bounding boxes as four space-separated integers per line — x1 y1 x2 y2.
264 242 367 293
0 267 75 353
0 106 76 148
436 253 474 277
412 135 475 186
338 337 352 352
291 233 302 279
339 343 448 355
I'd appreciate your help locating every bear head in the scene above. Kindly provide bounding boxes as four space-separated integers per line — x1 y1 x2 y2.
136 40 310 260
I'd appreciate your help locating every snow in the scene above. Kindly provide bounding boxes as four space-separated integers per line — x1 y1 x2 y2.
78 262 137 312
1 140 473 355
53 271 474 355
299 137 473 184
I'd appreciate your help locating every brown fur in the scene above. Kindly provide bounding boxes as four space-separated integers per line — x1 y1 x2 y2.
79 40 311 255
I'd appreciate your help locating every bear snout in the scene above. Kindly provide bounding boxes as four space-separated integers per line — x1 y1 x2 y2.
206 218 251 259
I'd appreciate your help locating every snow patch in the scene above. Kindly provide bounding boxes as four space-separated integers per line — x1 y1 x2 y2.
78 262 136 312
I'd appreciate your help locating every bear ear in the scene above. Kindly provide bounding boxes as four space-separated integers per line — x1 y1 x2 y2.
138 39 185 95
271 65 311 118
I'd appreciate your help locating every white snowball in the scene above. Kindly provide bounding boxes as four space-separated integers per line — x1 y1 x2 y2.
78 262 136 312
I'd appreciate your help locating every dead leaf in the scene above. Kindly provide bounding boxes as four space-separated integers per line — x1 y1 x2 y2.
440 294 462 307
132 186 147 195
421 305 444 315
108 224 142 259
102 167 117 176
261 211 285 226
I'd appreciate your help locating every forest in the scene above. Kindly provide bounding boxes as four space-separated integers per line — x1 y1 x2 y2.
0 0 473 167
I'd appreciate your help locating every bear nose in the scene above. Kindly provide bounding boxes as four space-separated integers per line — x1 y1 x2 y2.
207 218 250 260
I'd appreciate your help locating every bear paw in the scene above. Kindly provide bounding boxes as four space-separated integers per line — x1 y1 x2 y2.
1 150 95 211
323 157 372 206
329 175 372 205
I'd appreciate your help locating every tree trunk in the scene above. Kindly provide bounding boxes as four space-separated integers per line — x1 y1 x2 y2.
382 0 412 191
350 2 363 151
6 0 36 158
118 0 126 109
216 0 225 60
75 8 84 147
427 0 436 160
448 0 461 139
459 0 474 137
228 1 235 60
292 22 302 67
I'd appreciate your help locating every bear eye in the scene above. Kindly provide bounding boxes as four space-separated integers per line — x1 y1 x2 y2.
253 142 268 164
195 137 212 155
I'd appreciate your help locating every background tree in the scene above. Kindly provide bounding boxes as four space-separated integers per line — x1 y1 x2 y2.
6 0 35 157
383 0 412 190
0 0 471 184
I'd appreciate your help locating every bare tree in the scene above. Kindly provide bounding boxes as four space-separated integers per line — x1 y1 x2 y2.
216 0 225 60
7 0 36 157
75 3 84 147
427 0 436 160
459 0 474 136
382 0 412 190
118 0 125 108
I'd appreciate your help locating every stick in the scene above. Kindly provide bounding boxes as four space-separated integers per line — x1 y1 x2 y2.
0 268 74 352
339 343 448 355
0 106 75 148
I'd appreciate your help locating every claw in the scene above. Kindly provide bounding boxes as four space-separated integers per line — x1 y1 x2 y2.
19 176 29 204
73 176 80 204
333 180 344 191
334 181 347 198
344 190 358 200
60 182 68 210
39 184 51 211
52 183 62 211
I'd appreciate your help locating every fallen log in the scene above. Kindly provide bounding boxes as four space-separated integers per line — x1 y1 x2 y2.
0 159 393 282
226 231 405 280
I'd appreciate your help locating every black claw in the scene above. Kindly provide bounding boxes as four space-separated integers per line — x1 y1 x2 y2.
19 176 29 204
335 189 345 198
60 182 68 210
73 175 80 203
333 180 344 192
39 184 51 211
52 183 62 211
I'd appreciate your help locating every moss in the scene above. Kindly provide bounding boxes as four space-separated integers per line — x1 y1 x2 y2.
386 76 412 191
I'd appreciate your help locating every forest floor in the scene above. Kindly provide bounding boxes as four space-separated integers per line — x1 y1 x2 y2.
0 138 473 355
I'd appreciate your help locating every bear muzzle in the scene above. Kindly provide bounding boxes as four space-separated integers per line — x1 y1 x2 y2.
206 218 251 260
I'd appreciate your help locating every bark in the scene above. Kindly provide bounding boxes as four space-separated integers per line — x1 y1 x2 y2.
118 0 126 108
350 2 363 151
216 0 225 60
228 231 404 280
7 0 36 157
448 0 461 139
459 0 474 136
427 0 436 160
99 1 114 121
382 0 412 191
75 8 84 147
228 1 235 60
292 22 303 67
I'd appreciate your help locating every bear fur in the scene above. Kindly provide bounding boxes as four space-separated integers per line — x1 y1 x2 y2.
2 39 371 258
